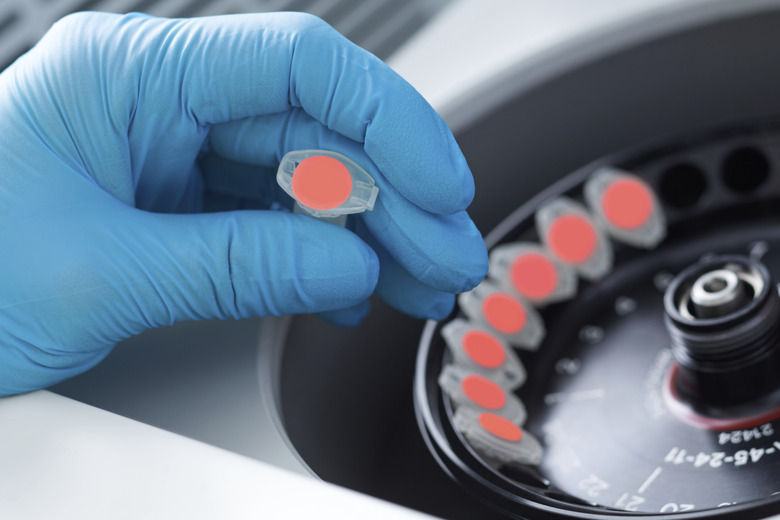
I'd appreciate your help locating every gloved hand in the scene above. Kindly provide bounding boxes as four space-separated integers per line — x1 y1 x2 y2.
0 12 488 395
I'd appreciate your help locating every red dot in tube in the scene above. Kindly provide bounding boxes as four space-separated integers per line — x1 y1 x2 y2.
479 413 523 442
291 155 353 210
462 375 507 409
482 293 526 334
602 178 654 230
547 214 597 264
510 253 558 300
462 330 506 369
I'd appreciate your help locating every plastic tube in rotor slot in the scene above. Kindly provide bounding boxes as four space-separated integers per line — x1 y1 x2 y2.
488 242 577 307
453 406 543 466
441 319 527 389
277 149 379 225
458 280 545 350
438 364 528 424
536 197 613 280
584 166 666 248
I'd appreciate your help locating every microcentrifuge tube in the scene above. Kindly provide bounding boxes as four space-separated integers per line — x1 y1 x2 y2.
584 166 666 248
536 197 613 280
489 242 577 307
277 149 379 225
453 406 543 466
441 319 527 389
438 364 527 424
458 280 545 351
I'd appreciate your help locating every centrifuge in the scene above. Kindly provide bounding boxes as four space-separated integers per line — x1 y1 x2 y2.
5 1 780 519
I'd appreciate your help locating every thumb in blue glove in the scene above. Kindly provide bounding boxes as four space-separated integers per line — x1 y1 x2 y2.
0 12 488 395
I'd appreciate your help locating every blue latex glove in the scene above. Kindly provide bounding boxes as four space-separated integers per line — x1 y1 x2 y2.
0 12 488 395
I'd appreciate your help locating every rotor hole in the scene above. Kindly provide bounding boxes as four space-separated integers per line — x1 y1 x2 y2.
721 146 770 194
659 163 707 208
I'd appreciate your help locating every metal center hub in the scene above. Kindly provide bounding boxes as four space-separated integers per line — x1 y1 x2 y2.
690 268 742 316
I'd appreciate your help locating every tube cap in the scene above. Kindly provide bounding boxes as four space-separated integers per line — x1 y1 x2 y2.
584 167 666 248
453 406 543 466
458 280 545 350
536 197 612 280
277 150 379 219
489 242 577 306
438 364 527 424
441 319 527 389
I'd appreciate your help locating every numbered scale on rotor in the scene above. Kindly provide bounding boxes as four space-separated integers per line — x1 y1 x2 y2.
415 129 780 520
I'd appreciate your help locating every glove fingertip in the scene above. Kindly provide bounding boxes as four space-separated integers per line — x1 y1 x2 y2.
428 293 457 321
387 290 455 321
290 216 379 312
318 300 372 327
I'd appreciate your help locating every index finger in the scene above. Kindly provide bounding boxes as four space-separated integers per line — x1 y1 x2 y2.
286 14 475 215
87 11 475 214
